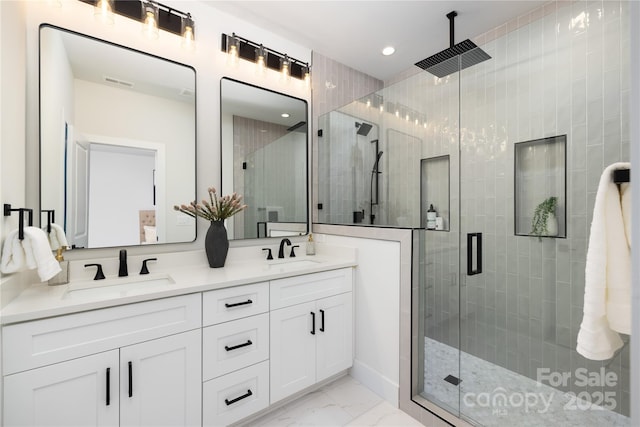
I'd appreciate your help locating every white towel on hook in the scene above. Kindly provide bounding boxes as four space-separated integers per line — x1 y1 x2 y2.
42 223 69 251
576 162 630 361
0 226 61 282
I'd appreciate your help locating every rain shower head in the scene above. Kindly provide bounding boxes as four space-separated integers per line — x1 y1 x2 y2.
356 122 373 136
415 11 491 78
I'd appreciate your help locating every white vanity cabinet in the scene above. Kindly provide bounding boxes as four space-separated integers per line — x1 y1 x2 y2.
1 263 355 427
3 294 202 427
269 268 353 403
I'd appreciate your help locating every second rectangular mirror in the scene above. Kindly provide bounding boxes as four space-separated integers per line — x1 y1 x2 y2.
221 78 308 240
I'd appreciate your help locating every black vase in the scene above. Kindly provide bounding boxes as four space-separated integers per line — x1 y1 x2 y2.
205 221 229 268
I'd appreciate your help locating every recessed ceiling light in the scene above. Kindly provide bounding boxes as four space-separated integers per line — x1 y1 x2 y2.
382 46 395 56
281 113 290 118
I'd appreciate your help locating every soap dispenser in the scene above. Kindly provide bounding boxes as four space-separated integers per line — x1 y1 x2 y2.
48 246 70 285
426 204 437 230
306 233 316 256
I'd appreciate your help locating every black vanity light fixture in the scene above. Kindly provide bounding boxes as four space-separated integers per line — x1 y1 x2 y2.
80 0 195 48
221 32 310 85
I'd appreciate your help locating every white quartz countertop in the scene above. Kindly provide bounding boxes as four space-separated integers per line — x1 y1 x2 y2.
1 245 356 325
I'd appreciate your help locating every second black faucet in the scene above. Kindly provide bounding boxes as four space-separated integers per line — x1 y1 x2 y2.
119 249 128 277
278 238 292 259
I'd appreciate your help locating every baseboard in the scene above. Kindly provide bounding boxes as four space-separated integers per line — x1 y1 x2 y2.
350 359 399 407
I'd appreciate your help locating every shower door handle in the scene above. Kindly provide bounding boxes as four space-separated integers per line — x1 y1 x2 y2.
467 233 482 276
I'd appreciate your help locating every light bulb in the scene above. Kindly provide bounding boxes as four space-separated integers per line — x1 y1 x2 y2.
379 104 384 113
303 65 311 88
181 14 195 50
142 2 159 40
255 45 267 76
94 0 114 25
366 99 371 108
280 55 290 82
227 34 240 67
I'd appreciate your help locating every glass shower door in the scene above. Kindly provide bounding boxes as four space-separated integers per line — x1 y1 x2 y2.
412 54 463 418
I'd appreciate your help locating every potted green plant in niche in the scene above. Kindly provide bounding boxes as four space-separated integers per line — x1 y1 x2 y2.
531 196 558 240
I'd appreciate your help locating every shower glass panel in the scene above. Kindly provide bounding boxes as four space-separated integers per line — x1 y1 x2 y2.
317 112 380 225
243 131 307 238
412 1 632 424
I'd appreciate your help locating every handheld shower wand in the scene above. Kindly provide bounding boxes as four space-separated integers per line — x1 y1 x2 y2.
370 150 384 224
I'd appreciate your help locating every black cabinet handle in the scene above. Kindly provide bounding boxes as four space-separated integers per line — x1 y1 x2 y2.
128 361 133 398
225 299 253 308
310 312 316 335
225 389 253 406
319 309 325 332
467 233 483 276
106 368 111 406
225 340 253 351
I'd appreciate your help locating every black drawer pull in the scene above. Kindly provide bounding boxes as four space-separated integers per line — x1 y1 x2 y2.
225 340 253 351
225 389 253 406
128 361 133 398
225 299 253 308
319 309 325 332
106 367 111 406
311 311 316 335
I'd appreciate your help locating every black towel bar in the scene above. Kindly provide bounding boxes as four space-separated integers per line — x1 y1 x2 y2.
41 209 55 233
4 204 33 240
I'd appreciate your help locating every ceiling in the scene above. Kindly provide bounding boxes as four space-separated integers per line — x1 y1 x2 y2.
205 1 547 81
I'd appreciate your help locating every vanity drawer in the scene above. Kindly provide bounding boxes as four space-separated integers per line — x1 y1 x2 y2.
270 268 353 309
202 282 269 326
2 294 201 375
203 313 269 380
203 360 269 427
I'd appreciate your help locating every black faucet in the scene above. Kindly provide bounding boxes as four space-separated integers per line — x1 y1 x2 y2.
278 238 292 259
118 249 128 277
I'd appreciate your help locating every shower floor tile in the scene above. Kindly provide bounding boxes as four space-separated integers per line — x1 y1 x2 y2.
423 337 630 427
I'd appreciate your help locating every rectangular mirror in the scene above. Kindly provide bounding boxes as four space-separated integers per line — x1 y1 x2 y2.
221 78 308 240
39 25 196 249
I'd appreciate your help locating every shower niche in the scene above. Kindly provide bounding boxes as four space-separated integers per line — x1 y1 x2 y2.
420 155 450 231
514 135 567 238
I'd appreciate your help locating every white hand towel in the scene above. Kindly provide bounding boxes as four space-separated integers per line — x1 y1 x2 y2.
0 227 61 282
608 180 631 334
577 162 630 360
21 227 61 282
0 229 26 274
43 223 69 250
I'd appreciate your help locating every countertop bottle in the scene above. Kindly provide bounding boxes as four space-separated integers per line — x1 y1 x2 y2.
48 247 69 285
306 233 316 256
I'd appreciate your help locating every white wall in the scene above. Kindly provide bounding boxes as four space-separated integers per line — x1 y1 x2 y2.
40 28 74 220
74 79 194 244
316 232 402 405
88 146 155 247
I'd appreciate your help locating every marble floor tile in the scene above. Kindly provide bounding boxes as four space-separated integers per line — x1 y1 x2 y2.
346 401 424 427
242 375 418 427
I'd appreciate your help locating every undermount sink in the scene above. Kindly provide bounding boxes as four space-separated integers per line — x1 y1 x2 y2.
64 274 175 300
266 258 322 271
